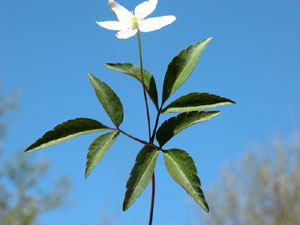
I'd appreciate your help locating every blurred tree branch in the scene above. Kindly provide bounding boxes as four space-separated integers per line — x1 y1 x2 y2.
0 80 72 225
194 133 300 225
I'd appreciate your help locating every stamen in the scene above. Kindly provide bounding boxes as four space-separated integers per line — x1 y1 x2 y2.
131 16 139 28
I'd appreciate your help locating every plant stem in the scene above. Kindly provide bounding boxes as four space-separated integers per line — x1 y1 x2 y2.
137 30 151 142
137 30 155 225
148 173 155 225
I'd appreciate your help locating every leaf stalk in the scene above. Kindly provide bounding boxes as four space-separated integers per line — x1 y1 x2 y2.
150 105 163 144
117 129 148 145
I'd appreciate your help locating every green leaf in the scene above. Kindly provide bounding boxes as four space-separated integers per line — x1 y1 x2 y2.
104 63 159 109
123 145 158 211
162 92 235 113
85 131 119 178
25 118 109 152
164 149 209 212
162 38 213 104
156 111 220 147
88 73 123 127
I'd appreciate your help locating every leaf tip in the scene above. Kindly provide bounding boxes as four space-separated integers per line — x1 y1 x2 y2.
197 37 213 48
122 203 128 211
24 148 31 153
201 201 210 212
123 196 132 211
87 73 94 79
104 63 111 68
24 145 39 153
84 170 90 179
205 205 210 213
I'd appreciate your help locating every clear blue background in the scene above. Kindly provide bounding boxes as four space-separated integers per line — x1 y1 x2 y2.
1 0 300 224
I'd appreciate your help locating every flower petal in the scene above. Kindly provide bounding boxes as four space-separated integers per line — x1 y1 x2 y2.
116 28 138 39
139 16 176 32
96 21 123 30
108 0 134 22
134 0 158 20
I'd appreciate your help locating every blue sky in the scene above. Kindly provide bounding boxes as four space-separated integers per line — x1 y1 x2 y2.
1 0 300 224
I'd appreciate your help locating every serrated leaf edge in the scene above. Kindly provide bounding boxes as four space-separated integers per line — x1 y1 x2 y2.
85 131 119 179
164 149 209 212
162 38 213 104
156 111 221 146
25 118 109 152
88 73 124 127
104 63 159 109
123 145 158 211
162 92 235 113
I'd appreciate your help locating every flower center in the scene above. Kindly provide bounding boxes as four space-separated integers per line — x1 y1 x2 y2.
131 16 139 28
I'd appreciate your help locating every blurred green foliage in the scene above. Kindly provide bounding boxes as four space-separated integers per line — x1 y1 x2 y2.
0 83 71 225
195 133 300 225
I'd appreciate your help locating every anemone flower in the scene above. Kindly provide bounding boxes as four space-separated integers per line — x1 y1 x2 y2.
97 0 176 39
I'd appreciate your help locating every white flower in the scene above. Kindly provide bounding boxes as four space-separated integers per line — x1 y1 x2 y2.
97 0 176 39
